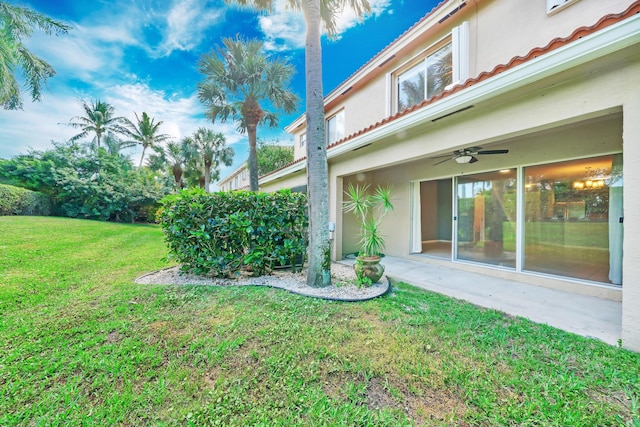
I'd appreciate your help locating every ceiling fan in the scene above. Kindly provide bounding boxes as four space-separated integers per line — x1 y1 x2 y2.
431 146 509 165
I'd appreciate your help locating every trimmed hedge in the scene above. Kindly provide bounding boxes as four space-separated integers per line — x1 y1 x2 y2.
159 188 308 277
0 184 51 216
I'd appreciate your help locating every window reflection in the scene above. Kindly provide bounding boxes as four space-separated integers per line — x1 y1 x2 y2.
524 155 623 284
456 169 517 267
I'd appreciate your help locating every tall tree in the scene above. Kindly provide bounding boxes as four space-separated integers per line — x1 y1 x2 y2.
197 35 299 191
253 139 294 176
0 1 70 110
65 99 128 150
183 128 234 192
148 140 191 191
229 0 370 287
122 112 172 168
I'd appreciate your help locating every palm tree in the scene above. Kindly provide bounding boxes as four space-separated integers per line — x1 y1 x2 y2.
122 112 172 168
182 128 234 192
103 134 130 157
65 100 128 150
0 1 70 110
150 140 190 191
230 0 370 288
197 35 299 192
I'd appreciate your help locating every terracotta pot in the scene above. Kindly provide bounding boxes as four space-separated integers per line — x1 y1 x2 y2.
354 256 385 284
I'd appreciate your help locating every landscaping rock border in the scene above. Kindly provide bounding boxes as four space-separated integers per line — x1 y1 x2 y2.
135 262 390 302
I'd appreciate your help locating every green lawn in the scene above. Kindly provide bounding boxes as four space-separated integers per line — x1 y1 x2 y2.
1 216 638 426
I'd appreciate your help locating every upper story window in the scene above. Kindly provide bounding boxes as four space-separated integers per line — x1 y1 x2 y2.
391 22 469 115
300 132 306 148
397 41 452 112
326 110 345 145
547 0 580 14
241 169 246 179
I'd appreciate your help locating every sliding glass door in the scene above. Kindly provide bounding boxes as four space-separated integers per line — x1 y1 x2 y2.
523 155 623 284
455 169 517 267
417 179 452 258
415 154 622 285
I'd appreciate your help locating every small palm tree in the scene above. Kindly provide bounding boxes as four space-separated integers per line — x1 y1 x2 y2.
121 112 172 168
162 141 189 191
182 128 234 192
65 99 128 150
0 1 70 110
197 35 299 191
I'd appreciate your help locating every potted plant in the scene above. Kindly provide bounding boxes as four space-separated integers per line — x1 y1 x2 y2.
343 183 394 285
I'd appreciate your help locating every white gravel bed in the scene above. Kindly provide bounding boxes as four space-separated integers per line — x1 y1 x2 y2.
135 262 389 301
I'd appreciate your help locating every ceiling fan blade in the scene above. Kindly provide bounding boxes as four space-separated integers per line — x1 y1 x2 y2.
476 149 509 155
433 157 452 166
429 153 454 159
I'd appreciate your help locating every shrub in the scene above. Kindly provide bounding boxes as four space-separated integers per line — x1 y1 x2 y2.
159 188 308 277
0 184 51 216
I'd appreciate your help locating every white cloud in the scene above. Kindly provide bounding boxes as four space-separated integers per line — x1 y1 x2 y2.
0 90 82 158
153 0 224 57
0 82 246 165
259 0 392 51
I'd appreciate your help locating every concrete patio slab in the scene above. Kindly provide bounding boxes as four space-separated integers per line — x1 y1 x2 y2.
341 256 621 346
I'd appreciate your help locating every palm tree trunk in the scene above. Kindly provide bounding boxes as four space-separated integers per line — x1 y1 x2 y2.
139 146 147 169
204 163 211 192
303 0 331 288
247 124 259 191
172 165 183 191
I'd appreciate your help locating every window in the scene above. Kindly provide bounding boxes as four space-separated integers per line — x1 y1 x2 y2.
300 132 306 148
397 42 452 112
392 22 468 114
326 110 345 145
242 169 246 179
547 0 580 14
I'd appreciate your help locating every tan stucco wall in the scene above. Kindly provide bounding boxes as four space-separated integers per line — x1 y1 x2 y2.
260 168 307 193
622 95 640 351
473 0 636 77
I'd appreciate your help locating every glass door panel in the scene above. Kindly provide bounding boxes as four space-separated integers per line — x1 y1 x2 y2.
420 179 452 258
523 155 623 284
456 169 517 267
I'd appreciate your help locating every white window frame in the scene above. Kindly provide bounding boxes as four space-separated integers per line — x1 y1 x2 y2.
390 22 469 115
326 110 345 146
546 0 581 15
300 132 306 148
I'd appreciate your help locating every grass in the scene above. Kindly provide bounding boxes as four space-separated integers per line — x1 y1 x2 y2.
1 216 639 426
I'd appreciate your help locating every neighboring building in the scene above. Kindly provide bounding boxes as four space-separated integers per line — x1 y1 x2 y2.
260 0 640 350
218 163 250 191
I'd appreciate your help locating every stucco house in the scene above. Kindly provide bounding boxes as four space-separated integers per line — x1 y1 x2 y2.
258 0 640 351
218 163 250 192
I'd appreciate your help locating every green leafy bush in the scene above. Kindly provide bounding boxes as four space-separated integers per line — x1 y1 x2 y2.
0 184 51 216
159 188 308 277
0 142 168 222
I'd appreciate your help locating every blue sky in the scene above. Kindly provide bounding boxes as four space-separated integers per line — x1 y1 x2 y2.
1 0 439 183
